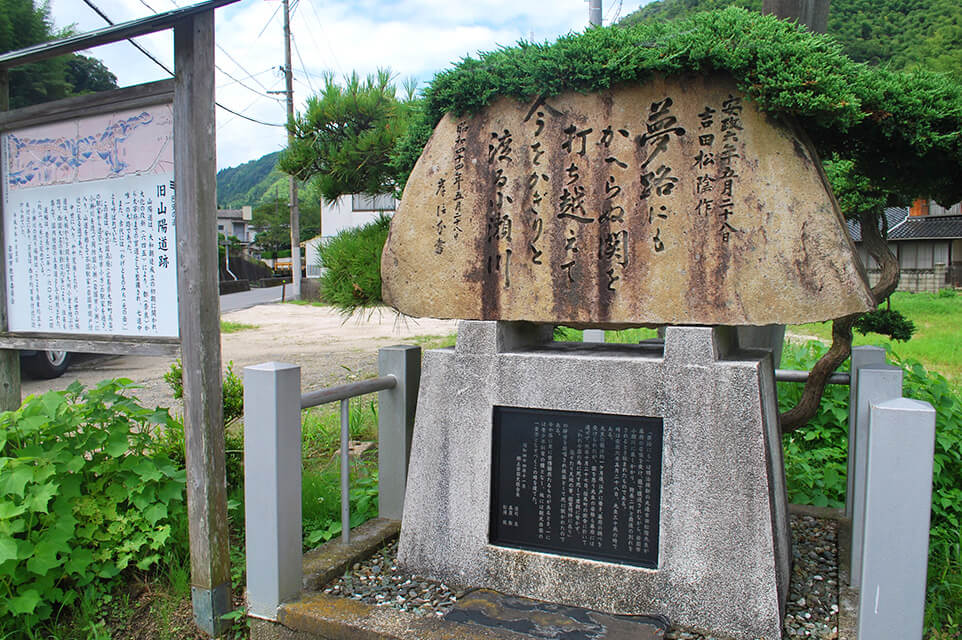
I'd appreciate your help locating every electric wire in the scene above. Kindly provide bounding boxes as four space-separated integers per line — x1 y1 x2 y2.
80 0 285 128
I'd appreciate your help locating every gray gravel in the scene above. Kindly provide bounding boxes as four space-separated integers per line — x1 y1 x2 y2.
325 513 840 638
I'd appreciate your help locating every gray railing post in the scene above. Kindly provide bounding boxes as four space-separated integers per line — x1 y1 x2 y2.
377 345 421 520
858 397 935 639
850 363 902 587
582 329 605 343
243 362 302 620
847 345 887 520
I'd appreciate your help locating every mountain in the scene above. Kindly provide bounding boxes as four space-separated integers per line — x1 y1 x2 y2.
216 151 283 208
620 0 962 82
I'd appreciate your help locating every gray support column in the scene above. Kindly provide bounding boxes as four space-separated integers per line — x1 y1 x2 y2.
850 363 902 586
857 397 935 639
736 325 786 367
244 362 302 621
377 345 421 520
582 329 605 343
847 346 887 519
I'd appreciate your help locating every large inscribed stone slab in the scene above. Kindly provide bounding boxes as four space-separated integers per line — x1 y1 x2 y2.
382 74 873 327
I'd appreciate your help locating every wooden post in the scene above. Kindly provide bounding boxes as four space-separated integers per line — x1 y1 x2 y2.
174 11 231 636
763 0 831 33
0 68 21 412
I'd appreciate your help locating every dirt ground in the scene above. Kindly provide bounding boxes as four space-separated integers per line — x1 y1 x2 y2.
20 303 459 412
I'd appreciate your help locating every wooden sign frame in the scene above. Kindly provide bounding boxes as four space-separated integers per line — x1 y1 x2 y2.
0 1 239 635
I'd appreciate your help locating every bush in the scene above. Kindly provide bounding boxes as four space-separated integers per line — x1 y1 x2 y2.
0 381 187 634
317 213 391 313
164 360 244 426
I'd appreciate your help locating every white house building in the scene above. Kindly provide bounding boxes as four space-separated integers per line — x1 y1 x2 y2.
304 193 396 278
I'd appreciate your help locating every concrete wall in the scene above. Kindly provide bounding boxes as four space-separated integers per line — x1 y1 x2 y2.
866 265 951 293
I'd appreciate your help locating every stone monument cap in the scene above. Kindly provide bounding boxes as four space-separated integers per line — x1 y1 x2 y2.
381 73 874 328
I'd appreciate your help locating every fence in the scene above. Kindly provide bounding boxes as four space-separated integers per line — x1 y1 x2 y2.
242 345 420 620
241 340 935 638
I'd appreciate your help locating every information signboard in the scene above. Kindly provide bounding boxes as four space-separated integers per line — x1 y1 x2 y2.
2 103 178 338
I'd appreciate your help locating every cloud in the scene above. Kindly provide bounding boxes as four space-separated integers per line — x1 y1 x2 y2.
50 0 596 169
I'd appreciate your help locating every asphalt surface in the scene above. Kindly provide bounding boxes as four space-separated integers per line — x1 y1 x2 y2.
219 284 286 312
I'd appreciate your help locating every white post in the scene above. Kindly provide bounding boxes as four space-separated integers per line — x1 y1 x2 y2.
858 397 935 639
244 362 302 621
847 346 887 519
377 345 421 520
582 329 605 343
850 363 902 586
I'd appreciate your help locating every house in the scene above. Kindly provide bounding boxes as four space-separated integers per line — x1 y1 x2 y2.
216 206 256 248
850 200 962 292
304 193 397 278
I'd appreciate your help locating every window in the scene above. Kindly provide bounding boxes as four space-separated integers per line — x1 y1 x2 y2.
352 193 395 212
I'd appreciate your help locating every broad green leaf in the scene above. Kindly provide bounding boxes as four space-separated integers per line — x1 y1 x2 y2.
7 589 41 615
26 540 63 575
41 392 64 417
105 428 131 457
0 501 27 519
143 503 167 526
25 482 58 514
1 464 33 498
65 547 94 575
132 459 163 483
0 532 17 563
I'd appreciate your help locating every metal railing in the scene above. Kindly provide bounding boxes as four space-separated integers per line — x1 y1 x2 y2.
300 374 397 546
243 345 421 621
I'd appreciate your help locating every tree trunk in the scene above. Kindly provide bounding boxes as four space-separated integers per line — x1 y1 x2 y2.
762 0 831 33
779 210 899 433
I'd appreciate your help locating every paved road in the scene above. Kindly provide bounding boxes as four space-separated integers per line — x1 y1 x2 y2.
219 284 286 312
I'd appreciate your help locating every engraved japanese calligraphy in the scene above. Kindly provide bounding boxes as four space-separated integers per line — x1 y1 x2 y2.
382 74 873 327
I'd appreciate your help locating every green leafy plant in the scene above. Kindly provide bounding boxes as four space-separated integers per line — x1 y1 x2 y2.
778 341 850 507
316 213 392 314
164 360 244 425
303 469 379 548
0 380 187 635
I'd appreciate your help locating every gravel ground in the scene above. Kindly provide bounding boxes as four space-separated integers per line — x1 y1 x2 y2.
324 513 840 639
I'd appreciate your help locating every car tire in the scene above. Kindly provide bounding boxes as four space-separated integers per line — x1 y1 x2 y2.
21 351 72 379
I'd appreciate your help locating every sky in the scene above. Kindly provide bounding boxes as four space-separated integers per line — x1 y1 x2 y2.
49 0 640 170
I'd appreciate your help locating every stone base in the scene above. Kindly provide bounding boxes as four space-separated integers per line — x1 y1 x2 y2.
398 322 790 640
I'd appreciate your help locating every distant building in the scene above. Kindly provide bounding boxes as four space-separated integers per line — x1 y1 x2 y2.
849 200 962 292
216 206 256 248
304 193 397 278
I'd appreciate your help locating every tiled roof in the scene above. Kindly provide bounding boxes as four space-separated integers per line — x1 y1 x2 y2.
888 214 962 241
216 209 246 220
848 207 909 242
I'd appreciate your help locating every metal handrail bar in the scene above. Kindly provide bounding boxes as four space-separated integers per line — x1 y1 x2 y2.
775 369 851 385
298 374 398 545
300 375 397 409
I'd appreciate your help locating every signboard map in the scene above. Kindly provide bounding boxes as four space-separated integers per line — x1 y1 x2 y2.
2 104 178 338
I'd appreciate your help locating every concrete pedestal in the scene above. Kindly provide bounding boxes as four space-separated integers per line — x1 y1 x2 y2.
398 322 790 640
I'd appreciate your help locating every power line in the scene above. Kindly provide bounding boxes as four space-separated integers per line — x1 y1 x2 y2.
81 0 285 129
291 32 315 95
303 0 344 78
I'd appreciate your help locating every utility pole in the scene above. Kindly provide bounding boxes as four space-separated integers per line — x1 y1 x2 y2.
282 0 301 298
588 0 602 26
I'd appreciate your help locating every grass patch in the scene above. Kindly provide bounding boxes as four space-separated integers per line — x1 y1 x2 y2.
408 334 457 349
790 290 962 388
554 326 660 343
286 299 327 307
220 320 258 333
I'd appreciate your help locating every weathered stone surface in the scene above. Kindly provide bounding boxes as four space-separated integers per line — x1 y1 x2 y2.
382 74 873 327
397 322 790 640
445 589 668 639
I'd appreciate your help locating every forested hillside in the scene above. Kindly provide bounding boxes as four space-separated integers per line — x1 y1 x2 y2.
216 151 282 208
622 0 962 81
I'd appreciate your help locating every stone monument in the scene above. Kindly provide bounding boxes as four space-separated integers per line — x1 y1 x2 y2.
383 74 872 640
